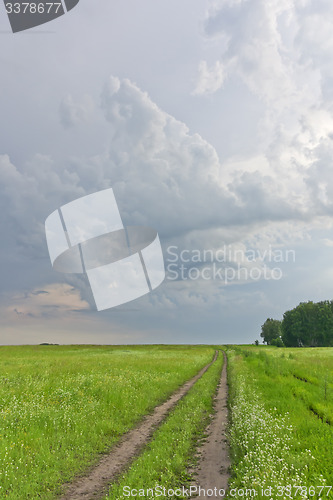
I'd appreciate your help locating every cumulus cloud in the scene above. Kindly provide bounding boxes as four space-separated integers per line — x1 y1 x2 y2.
1 74 331 277
5 0 333 343
192 60 226 95
98 76 324 235
2 70 333 340
202 0 311 106
193 0 333 221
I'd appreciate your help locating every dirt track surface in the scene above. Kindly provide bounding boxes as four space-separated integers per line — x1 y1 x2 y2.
190 351 230 499
60 351 218 500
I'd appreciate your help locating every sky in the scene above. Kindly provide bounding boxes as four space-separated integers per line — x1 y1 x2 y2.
2 0 333 345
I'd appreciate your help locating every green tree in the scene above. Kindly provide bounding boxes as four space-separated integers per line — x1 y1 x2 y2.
281 308 301 346
271 337 285 347
282 300 333 347
260 318 282 345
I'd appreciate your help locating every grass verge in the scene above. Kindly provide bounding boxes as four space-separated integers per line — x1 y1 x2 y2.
227 347 332 499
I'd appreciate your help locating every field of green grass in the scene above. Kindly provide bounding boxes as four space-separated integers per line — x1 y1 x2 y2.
0 345 215 499
2 344 333 500
227 346 333 499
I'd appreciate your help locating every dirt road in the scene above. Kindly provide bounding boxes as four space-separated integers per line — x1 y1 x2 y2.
190 351 230 499
60 351 218 500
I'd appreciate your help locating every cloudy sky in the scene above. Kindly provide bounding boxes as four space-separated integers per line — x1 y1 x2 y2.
2 0 333 345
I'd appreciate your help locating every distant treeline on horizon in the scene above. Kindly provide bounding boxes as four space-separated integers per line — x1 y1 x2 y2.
261 300 333 347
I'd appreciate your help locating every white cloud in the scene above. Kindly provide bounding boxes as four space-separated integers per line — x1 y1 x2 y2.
2 70 333 341
194 0 333 221
2 74 332 275
192 60 226 95
2 0 333 343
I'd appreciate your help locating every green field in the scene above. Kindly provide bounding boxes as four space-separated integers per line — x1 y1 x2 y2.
227 346 333 499
0 345 215 499
1 344 333 499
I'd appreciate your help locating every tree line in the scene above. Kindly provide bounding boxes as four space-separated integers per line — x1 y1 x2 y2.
260 300 333 347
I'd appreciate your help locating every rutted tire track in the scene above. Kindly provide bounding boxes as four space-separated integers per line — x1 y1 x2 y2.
60 351 218 500
190 351 230 499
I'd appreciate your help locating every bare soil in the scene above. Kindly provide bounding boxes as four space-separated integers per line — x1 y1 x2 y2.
60 351 218 500
190 351 230 499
